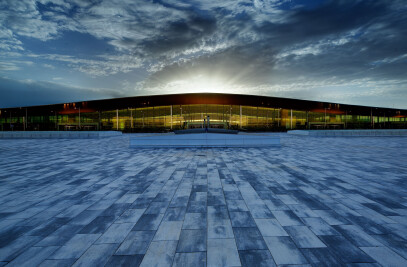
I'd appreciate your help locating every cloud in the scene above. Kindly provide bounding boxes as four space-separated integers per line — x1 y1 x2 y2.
0 60 33 71
0 0 60 41
0 28 24 52
141 0 407 100
0 77 125 108
0 62 20 71
0 0 406 108
42 63 55 69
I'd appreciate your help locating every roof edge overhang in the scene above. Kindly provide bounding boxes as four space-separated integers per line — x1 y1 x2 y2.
1 92 406 117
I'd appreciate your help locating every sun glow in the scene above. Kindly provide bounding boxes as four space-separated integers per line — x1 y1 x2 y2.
156 75 245 95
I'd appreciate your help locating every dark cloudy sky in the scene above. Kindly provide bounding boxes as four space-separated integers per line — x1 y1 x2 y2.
1 0 407 108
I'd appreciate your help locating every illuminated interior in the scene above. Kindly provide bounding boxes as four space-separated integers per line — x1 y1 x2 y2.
1 93 406 131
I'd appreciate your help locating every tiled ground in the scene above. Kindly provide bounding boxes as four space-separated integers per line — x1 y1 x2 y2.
0 134 407 267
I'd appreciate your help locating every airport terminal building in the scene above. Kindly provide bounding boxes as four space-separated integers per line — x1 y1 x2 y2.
0 93 406 131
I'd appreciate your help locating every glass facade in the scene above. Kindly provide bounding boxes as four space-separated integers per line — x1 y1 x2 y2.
1 104 406 131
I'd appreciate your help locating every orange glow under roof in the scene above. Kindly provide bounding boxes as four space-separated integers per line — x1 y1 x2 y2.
310 109 345 115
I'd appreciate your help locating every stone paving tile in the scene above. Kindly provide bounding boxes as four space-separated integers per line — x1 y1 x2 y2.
182 213 206 229
360 246 407 266
37 223 83 244
334 224 383 247
145 201 169 214
346 263 381 267
6 246 59 267
284 225 326 248
71 243 118 267
384 223 407 240
140 240 177 267
163 207 187 221
78 216 115 234
27 217 71 237
49 234 100 259
302 217 341 236
320 235 375 263
347 215 391 235
371 234 407 260
207 238 241 267
173 252 206 267
115 208 145 223
115 230 155 255
312 209 351 225
288 204 319 218
38 259 76 267
226 199 249 212
301 248 342 266
229 211 257 227
247 203 275 218
272 210 304 226
208 219 234 239
238 250 276 267
264 236 308 265
208 205 229 222
132 213 164 231
105 255 144 266
153 221 183 241
67 210 102 226
233 227 268 250
1 135 407 266
176 229 206 252
95 222 135 244
255 218 289 236
0 225 33 247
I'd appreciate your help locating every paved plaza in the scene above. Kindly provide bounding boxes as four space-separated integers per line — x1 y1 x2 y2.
0 134 407 266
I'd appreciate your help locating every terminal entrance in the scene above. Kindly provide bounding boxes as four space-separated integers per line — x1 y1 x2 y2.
185 121 228 129
58 123 99 131
184 116 228 129
309 122 345 129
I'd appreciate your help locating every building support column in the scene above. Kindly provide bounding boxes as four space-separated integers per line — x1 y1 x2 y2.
240 105 242 128
130 109 133 129
229 106 232 129
98 111 101 131
345 111 347 129
384 113 385 128
116 109 119 131
257 106 259 126
306 111 309 130
266 111 269 128
290 109 293 129
25 108 28 131
180 106 183 128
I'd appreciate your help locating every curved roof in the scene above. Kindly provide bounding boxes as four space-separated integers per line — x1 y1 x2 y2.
1 93 406 117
